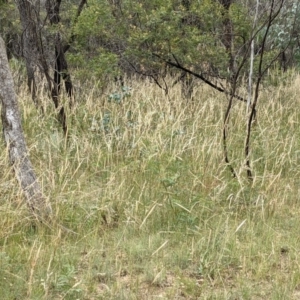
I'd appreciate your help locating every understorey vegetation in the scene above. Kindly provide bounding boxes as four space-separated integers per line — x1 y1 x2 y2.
1 0 300 298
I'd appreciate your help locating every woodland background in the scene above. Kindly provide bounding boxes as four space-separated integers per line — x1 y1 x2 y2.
1 0 300 299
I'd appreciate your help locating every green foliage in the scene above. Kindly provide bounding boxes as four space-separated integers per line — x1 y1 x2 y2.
67 49 119 82
74 0 114 36
70 0 123 81
125 0 230 75
67 0 289 87
52 264 83 297
2 0 298 88
64 0 234 80
108 86 132 104
0 0 20 37
229 3 252 45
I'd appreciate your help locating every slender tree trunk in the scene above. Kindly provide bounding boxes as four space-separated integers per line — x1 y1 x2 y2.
0 36 52 221
46 0 74 111
16 0 69 135
45 0 88 110
218 0 234 83
245 0 285 181
247 0 259 112
16 0 40 107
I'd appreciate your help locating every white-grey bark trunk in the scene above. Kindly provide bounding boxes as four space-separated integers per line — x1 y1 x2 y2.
247 0 259 113
0 35 52 221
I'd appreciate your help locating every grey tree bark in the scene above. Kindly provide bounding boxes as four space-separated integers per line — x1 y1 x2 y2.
0 35 52 221
16 0 68 135
16 0 41 107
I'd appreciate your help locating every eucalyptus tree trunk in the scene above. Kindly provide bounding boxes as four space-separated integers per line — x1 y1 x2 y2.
46 0 74 113
16 0 41 107
0 36 52 221
45 0 87 108
16 0 68 135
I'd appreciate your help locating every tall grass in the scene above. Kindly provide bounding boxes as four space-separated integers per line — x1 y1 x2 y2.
1 72 300 299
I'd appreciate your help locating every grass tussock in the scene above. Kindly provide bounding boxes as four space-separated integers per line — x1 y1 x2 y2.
1 73 300 299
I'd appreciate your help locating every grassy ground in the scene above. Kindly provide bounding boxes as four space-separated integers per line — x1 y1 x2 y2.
1 72 300 299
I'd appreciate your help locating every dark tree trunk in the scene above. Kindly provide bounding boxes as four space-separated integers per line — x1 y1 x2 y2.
44 0 87 134
16 0 40 107
218 0 234 83
46 0 74 102
16 0 69 135
280 50 287 72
